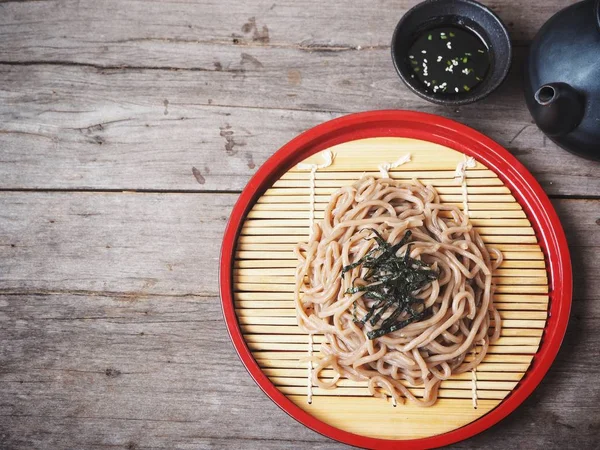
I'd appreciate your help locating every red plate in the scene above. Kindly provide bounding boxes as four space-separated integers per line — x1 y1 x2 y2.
219 110 571 449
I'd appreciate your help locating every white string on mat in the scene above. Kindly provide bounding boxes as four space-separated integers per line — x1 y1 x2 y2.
455 154 479 409
470 339 485 409
297 150 334 232
455 155 476 216
378 153 411 178
296 149 334 404
471 359 478 409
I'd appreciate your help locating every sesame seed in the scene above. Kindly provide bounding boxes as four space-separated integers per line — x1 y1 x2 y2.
455 88 459 92
409 55 414 59
421 50 427 54
447 42 452 49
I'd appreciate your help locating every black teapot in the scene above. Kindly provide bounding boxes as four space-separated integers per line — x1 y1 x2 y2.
524 0 600 160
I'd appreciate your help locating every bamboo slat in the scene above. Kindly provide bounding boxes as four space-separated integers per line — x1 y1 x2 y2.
271 377 519 391
242 218 533 228
235 242 541 252
240 226 535 236
233 292 542 302
235 301 547 311
273 177 506 188
263 185 512 196
234 259 547 269
234 308 547 321
231 137 550 441
243 334 541 346
256 195 521 205
257 359 534 372
279 169 498 180
233 268 547 280
246 208 529 219
252 352 535 364
287 396 503 440
233 274 548 285
233 283 549 294
262 367 525 381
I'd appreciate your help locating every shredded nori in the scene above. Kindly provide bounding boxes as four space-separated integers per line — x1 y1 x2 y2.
342 230 439 339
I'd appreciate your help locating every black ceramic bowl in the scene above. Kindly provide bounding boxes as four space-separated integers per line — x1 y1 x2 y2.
391 0 512 106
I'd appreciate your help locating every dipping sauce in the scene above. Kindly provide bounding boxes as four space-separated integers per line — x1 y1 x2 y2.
406 26 490 95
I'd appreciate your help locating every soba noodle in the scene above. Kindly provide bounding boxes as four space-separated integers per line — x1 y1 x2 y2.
294 176 502 406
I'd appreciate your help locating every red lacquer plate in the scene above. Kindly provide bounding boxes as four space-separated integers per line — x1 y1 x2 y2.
219 110 571 449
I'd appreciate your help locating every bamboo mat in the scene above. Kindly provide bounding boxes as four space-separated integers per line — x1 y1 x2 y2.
232 137 549 440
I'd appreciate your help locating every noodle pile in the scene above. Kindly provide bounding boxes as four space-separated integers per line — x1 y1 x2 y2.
294 176 502 406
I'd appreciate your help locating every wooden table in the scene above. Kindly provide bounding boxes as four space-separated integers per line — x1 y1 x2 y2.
0 1 598 448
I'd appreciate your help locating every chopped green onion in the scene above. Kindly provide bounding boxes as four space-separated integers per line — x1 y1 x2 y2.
462 57 468 63
463 85 471 91
478 49 485 53
449 32 455 37
428 34 432 40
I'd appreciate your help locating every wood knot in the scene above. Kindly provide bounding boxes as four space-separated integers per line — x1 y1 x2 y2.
105 368 121 378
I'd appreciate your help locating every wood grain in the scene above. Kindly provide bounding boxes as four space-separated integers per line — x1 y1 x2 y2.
0 0 575 65
0 58 598 195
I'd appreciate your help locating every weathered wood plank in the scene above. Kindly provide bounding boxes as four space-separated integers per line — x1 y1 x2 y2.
0 62 598 195
0 192 234 295
0 294 342 449
0 0 575 67
0 194 597 297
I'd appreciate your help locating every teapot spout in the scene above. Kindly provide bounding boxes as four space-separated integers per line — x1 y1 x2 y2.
532 83 585 137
